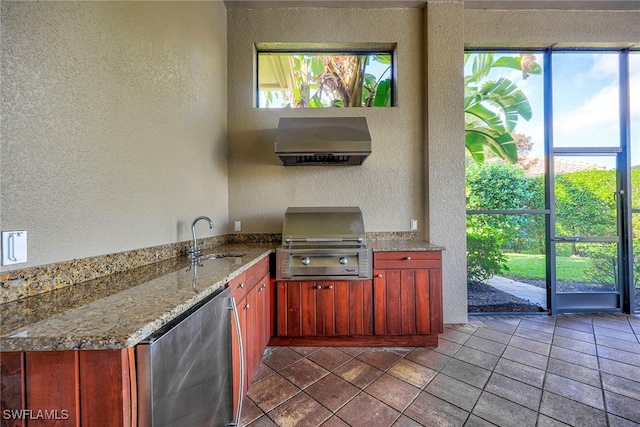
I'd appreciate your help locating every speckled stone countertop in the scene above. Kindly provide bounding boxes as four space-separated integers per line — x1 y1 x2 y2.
0 236 444 352
0 243 275 352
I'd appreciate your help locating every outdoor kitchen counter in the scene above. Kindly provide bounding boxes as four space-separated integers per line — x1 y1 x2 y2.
0 243 276 352
368 239 445 252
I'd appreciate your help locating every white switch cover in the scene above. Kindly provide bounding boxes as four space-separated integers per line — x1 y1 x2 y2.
233 221 242 232
410 220 418 231
2 231 27 265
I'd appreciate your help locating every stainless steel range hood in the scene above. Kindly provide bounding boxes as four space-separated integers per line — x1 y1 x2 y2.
275 117 371 166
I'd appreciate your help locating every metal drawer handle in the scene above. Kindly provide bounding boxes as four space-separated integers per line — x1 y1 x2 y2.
244 303 249 309
238 282 245 289
377 274 383 278
405 256 412 261
327 285 333 289
315 284 322 290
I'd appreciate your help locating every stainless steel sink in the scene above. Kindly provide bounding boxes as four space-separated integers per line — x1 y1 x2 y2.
203 252 245 260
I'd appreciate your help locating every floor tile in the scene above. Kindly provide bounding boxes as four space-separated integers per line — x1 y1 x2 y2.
262 347 305 371
493 357 545 388
356 347 403 371
247 415 278 427
551 334 597 355
307 347 353 371
452 346 500 371
536 414 571 426
320 416 350 427
335 393 400 427
304 373 359 412
543 373 604 410
539 391 607 426
391 415 423 427
405 347 451 371
241 397 265 426
508 334 551 356
365 373 421 412
441 358 492 389
247 374 300 413
424 372 482 412
268 391 332 427
601 372 640 401
434 337 463 356
484 372 542 411
334 358 383 389
554 326 596 344
598 345 640 367
502 345 549 370
403 391 469 427
471 325 513 344
513 325 554 344
599 357 640 382
596 334 640 353
545 357 601 388
463 335 507 356
471 391 538 427
244 314 640 427
549 345 598 370
279 357 329 389
386 358 437 388
604 390 640 424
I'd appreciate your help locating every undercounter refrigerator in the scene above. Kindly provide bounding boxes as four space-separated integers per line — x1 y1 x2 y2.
136 286 241 426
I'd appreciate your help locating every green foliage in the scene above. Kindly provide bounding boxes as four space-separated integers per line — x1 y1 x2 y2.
464 53 541 163
467 228 508 282
466 162 535 281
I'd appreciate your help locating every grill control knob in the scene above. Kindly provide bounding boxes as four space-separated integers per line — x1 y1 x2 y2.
302 257 311 265
339 257 348 265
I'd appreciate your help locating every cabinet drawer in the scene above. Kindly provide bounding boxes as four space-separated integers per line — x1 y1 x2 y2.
246 257 270 288
228 271 248 299
373 251 441 270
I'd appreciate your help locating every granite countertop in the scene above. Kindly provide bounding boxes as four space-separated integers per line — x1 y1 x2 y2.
0 243 276 352
0 238 444 352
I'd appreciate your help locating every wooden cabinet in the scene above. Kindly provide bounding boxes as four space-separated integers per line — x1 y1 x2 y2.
275 280 373 338
373 251 443 345
272 250 443 347
0 349 134 427
230 257 271 406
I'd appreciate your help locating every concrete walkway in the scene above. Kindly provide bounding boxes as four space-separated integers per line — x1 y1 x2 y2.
486 275 547 308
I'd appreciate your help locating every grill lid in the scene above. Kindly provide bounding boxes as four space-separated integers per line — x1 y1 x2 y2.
282 207 366 248
275 117 371 166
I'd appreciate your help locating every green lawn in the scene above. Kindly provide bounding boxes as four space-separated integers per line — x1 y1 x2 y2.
504 252 590 282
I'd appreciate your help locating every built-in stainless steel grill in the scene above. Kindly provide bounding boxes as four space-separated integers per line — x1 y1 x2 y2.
276 207 372 280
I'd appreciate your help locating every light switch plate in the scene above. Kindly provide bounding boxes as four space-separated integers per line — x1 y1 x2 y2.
410 219 418 231
2 231 27 265
233 221 242 232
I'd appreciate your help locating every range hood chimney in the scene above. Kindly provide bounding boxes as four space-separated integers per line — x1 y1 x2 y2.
275 117 372 166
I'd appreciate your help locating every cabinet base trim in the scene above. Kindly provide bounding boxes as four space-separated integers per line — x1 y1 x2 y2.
268 334 438 347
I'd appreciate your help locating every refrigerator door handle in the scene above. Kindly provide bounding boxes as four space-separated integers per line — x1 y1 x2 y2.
229 296 244 427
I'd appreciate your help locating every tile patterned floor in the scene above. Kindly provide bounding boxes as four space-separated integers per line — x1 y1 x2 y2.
241 313 640 427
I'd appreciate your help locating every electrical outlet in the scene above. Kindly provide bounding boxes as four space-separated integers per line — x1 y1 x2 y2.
410 220 418 231
233 221 241 232
2 231 27 265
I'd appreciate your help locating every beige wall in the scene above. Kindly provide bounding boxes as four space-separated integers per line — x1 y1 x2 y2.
0 1 228 271
227 8 424 234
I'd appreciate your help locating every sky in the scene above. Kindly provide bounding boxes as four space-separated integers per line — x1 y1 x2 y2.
476 51 640 169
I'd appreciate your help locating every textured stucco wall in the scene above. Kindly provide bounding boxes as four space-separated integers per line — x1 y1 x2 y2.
227 8 424 234
464 9 640 48
425 2 467 323
1 1 228 271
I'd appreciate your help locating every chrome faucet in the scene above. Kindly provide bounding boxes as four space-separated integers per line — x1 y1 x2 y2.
188 216 214 262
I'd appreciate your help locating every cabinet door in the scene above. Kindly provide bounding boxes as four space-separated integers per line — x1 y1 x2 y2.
276 280 373 337
374 269 434 335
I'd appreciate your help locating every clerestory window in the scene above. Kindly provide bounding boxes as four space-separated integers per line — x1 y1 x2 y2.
257 51 394 108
